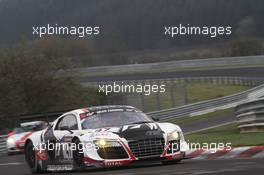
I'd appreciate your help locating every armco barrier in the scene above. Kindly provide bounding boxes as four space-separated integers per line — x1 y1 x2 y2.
18 83 264 123
17 77 264 123
0 135 7 154
76 55 264 76
147 83 264 121
235 97 264 133
19 110 68 123
80 76 264 87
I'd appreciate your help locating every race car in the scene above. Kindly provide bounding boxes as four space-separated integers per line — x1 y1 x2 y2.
6 121 48 155
24 105 189 173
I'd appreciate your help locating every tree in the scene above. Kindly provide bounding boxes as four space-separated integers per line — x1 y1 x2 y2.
0 45 105 129
235 17 256 37
229 38 263 56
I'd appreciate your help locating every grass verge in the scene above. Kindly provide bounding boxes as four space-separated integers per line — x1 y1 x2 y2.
187 83 251 103
185 123 264 146
142 83 251 112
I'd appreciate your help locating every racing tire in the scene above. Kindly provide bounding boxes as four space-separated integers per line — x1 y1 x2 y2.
7 151 14 156
72 138 85 171
25 141 43 174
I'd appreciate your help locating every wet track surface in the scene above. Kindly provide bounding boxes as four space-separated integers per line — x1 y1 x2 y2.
0 154 263 175
181 113 236 133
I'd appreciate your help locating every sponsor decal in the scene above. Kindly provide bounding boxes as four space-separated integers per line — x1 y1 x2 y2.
47 165 73 171
35 150 49 160
104 161 122 167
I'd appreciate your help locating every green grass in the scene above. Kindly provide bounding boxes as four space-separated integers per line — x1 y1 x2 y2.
142 84 186 112
141 83 251 112
187 83 251 103
170 108 234 126
185 123 264 146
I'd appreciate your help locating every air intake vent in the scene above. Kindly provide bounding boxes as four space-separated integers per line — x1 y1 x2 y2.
128 138 165 159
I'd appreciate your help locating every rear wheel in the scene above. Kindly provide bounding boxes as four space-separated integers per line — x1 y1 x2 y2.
25 141 43 174
72 139 85 171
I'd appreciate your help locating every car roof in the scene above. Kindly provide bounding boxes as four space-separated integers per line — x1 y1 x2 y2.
86 105 136 112
64 105 138 116
21 121 45 127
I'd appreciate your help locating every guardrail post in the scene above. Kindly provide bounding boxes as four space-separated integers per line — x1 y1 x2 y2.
141 81 145 111
155 80 161 111
178 83 187 105
170 79 176 107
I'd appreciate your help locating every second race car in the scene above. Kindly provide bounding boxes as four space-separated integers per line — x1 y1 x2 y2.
6 121 47 155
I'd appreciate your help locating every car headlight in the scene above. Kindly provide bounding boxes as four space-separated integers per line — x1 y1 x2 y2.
7 138 15 145
98 139 107 147
94 139 121 148
168 131 180 141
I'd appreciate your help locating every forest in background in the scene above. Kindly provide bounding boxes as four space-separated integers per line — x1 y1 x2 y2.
0 0 263 66
0 0 264 129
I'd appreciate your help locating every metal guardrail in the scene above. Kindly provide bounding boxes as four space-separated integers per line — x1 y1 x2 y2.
0 135 7 154
147 83 264 121
19 110 68 123
235 97 264 133
76 55 264 76
18 77 264 123
17 76 264 122
81 76 264 87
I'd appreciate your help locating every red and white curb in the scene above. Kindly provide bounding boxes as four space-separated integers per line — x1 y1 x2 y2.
186 146 264 160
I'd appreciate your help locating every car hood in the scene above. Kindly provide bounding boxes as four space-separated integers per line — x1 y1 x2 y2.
9 132 31 142
79 122 180 142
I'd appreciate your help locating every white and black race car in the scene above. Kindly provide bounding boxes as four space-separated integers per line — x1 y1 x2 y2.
24 105 189 173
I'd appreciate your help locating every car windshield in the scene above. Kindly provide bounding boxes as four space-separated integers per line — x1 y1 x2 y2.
13 127 27 134
81 111 153 129
13 123 46 134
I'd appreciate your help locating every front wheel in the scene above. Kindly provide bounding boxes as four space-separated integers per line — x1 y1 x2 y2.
25 141 43 174
72 139 85 171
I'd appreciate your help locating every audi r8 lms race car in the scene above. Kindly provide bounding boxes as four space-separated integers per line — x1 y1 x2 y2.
6 121 48 155
24 105 189 173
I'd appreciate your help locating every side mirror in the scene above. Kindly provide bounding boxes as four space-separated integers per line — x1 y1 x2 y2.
152 117 160 122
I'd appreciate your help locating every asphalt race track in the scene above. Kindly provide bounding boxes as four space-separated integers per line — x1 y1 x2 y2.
0 113 240 175
0 154 263 175
79 67 264 82
181 113 235 133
